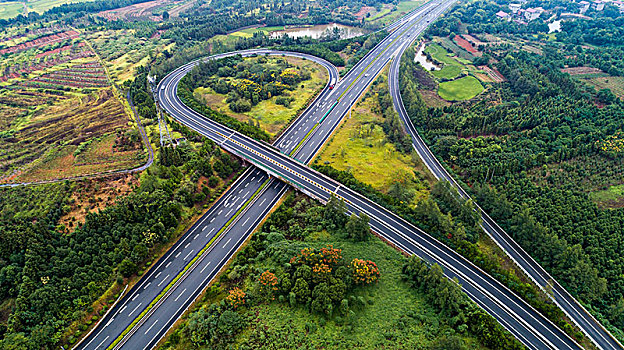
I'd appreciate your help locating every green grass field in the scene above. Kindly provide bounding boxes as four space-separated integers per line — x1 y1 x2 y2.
369 0 425 26
0 0 96 19
317 70 434 199
425 43 464 80
368 7 391 21
0 2 24 19
438 76 484 101
590 184 624 208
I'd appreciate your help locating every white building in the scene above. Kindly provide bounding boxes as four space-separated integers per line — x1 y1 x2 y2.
579 1 591 13
593 0 605 10
509 3 522 13
524 7 542 21
497 10 511 21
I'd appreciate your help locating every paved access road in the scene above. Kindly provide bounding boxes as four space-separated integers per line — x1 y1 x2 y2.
387 26 623 350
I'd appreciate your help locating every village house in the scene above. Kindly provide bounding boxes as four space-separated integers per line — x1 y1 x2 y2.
509 3 522 13
523 7 543 21
496 10 511 20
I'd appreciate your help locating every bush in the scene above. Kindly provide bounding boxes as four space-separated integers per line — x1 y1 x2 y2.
118 259 137 278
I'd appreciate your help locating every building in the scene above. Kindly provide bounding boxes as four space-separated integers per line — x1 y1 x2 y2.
579 1 590 13
615 0 624 12
496 10 511 20
593 0 605 10
524 7 542 21
509 3 522 13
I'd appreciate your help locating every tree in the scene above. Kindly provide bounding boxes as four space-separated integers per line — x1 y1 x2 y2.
311 282 332 315
350 258 380 285
323 194 348 229
118 259 137 278
225 288 245 309
257 271 278 301
345 213 370 241
292 278 310 303
216 310 244 342
387 169 417 203
162 11 169 20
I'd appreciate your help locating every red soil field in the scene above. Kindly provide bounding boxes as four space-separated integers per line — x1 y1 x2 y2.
453 34 482 56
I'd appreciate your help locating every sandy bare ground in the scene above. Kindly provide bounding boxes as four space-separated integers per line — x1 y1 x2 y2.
560 66 604 75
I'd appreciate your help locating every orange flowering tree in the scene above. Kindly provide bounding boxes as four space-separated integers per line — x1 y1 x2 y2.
258 271 279 300
350 258 380 285
290 245 343 267
225 287 246 309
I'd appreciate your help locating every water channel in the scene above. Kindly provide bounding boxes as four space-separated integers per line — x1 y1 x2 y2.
270 23 369 40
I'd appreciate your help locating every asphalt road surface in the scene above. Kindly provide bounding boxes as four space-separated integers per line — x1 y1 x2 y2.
386 34 623 350
78 1 617 349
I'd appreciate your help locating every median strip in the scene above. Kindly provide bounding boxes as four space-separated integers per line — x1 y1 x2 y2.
289 124 319 156
338 21 417 100
106 179 269 350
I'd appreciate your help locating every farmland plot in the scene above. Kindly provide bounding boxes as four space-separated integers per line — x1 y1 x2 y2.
0 24 146 184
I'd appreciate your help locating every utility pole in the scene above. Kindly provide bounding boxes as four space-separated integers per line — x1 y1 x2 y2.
148 75 173 147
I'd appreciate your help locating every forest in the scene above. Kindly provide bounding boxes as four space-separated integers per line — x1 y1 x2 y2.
399 0 624 342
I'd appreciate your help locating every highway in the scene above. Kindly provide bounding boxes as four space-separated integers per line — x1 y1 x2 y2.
77 3 452 348
386 26 624 350
75 50 334 350
153 1 585 349
77 1 609 349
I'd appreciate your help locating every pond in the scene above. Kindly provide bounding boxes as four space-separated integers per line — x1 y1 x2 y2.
548 20 562 33
270 23 369 40
414 43 440 71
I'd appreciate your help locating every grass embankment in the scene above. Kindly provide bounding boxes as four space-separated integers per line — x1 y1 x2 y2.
438 76 484 101
422 42 485 101
368 0 426 26
426 43 463 80
194 56 328 137
316 69 434 200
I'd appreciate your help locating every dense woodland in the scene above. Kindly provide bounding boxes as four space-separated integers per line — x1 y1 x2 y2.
401 0 624 342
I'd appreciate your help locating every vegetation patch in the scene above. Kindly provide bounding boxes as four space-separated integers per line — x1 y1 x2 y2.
578 76 624 100
437 75 484 101
425 43 464 80
0 88 145 183
159 195 495 350
316 68 434 201
590 184 624 208
190 55 327 136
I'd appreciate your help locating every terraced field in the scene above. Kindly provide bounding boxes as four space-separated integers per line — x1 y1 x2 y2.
0 24 146 184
